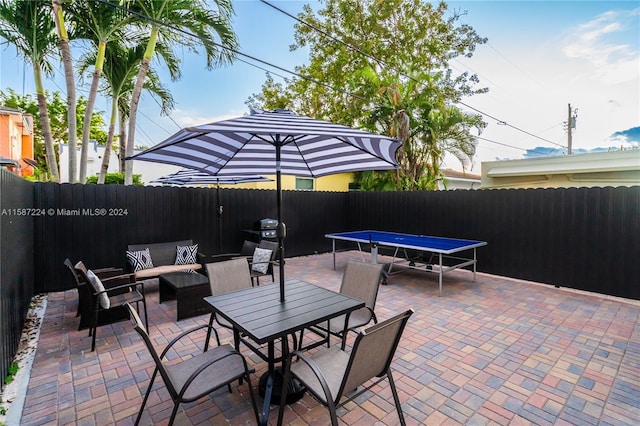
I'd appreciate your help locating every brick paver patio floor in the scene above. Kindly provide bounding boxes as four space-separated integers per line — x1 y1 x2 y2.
19 252 640 425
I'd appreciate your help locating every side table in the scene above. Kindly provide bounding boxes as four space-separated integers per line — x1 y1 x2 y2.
159 271 211 320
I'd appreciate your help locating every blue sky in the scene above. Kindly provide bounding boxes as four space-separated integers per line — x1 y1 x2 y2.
1 0 638 173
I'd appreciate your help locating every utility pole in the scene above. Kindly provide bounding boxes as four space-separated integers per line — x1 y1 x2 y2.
566 104 577 155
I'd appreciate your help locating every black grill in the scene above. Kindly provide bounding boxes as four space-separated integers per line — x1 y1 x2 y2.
254 218 278 240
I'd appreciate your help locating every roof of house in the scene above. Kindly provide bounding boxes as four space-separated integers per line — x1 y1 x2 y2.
442 169 481 181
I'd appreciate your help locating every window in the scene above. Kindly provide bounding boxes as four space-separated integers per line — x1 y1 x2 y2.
295 177 314 191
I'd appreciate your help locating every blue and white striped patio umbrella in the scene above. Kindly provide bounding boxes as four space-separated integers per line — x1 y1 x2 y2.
151 170 273 253
150 169 272 186
128 109 402 301
129 109 401 177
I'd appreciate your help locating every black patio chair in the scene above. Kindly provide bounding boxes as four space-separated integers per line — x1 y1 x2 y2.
299 261 384 350
64 258 127 330
74 262 147 351
125 303 260 426
248 240 279 286
198 240 279 286
278 309 414 426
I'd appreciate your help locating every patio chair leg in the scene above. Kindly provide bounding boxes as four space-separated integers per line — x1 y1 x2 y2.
298 329 304 351
91 300 100 351
387 370 406 426
140 298 148 331
135 368 159 426
244 371 261 425
204 314 220 351
168 402 180 426
277 362 292 425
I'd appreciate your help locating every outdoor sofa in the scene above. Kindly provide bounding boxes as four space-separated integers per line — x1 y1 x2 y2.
126 239 202 280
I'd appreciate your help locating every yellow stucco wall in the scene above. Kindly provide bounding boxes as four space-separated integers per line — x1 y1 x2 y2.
218 172 355 192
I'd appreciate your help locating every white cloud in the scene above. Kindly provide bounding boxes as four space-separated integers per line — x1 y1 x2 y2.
170 109 246 128
561 8 639 84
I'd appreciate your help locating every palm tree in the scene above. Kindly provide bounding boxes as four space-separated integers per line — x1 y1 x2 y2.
78 42 174 183
52 0 78 183
68 0 136 183
0 0 60 181
123 0 238 185
367 71 485 190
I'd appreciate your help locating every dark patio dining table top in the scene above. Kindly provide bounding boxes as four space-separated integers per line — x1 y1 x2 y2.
204 278 365 346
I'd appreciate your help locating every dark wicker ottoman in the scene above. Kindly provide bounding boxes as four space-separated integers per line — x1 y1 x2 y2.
159 271 211 320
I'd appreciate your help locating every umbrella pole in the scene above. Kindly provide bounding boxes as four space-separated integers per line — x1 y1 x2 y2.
276 142 285 302
216 183 222 254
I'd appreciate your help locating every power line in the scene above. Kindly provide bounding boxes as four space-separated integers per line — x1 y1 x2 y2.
95 0 564 157
94 0 370 104
146 93 182 133
475 136 559 157
137 101 174 136
259 0 565 149
259 0 387 68
458 101 565 148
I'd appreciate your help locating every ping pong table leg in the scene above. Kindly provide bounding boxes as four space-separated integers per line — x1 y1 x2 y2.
473 248 477 282
439 253 443 296
332 239 336 270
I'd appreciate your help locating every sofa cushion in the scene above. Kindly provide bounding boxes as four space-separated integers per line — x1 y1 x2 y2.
175 244 198 265
134 263 202 279
126 248 154 272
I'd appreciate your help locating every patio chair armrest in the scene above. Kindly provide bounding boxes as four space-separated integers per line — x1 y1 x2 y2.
178 350 252 397
247 260 277 273
93 281 140 296
94 268 126 281
200 252 243 264
93 266 123 275
158 324 216 359
101 273 135 285
368 307 378 324
247 259 276 266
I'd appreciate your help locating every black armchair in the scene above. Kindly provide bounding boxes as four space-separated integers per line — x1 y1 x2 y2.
64 258 129 331
74 262 148 351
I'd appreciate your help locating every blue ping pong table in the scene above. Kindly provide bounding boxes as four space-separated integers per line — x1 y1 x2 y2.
325 230 487 296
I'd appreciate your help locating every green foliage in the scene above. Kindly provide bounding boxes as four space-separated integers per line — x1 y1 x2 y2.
85 172 143 185
4 362 18 385
250 0 489 190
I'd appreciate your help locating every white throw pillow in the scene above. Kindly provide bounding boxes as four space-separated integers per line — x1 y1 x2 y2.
251 248 272 274
86 270 110 309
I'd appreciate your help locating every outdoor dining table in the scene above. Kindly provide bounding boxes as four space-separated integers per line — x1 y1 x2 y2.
204 278 365 425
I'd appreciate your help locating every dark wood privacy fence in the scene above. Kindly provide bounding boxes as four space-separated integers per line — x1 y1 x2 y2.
1 174 639 390
31 183 347 294
30 183 639 300
345 187 640 298
0 169 35 391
